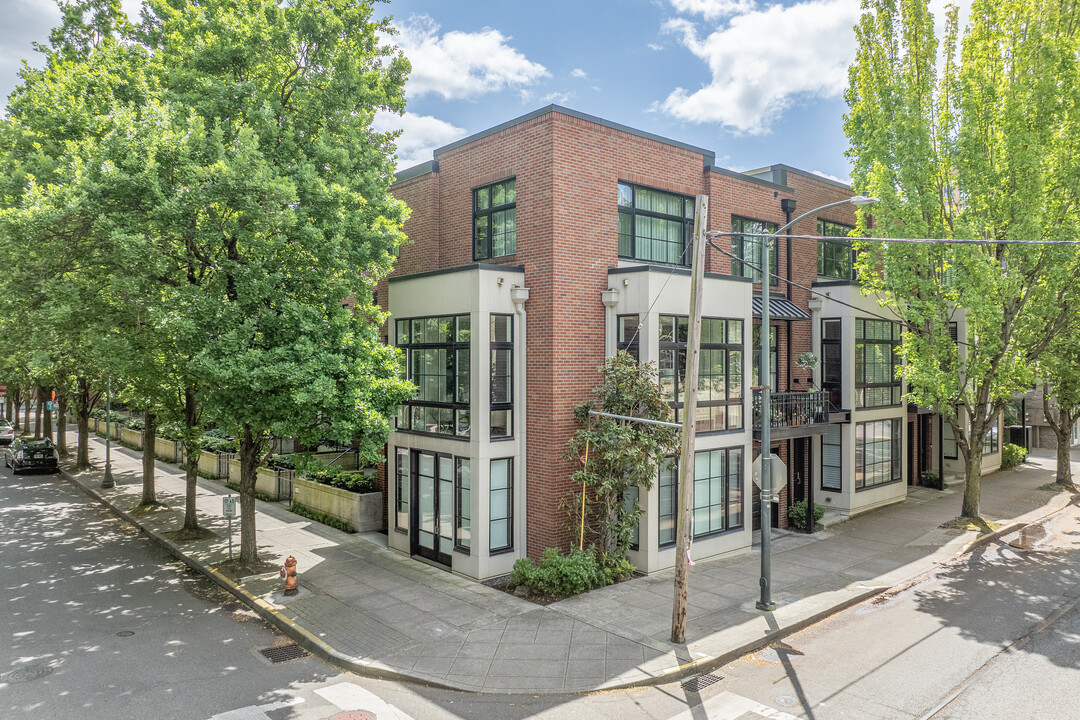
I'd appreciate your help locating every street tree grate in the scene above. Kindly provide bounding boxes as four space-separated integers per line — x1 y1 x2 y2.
681 672 722 693
1 665 54 683
259 643 307 664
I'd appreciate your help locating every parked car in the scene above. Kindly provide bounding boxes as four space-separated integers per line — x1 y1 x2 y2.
4 437 59 474
0 421 14 446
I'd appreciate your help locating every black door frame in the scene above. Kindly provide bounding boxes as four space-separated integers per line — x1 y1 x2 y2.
409 449 453 567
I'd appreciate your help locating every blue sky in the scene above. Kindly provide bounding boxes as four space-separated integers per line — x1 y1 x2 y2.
0 0 968 184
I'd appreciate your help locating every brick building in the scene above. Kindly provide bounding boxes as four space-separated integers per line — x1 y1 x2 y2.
376 105 998 581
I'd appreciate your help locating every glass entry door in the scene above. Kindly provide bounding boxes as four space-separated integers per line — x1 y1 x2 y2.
410 450 454 567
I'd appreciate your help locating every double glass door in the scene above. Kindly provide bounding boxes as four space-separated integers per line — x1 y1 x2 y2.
410 450 454 567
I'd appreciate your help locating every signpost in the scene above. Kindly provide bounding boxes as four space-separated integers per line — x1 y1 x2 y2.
223 495 237 560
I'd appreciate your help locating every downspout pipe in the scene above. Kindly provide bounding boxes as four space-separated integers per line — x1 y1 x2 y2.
511 285 529 557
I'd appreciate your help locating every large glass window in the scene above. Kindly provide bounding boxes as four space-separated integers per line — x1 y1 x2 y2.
822 425 842 491
489 458 513 552
659 315 743 433
658 448 744 547
474 179 516 260
821 319 842 408
618 182 694 266
983 421 999 454
817 219 856 280
617 314 640 362
455 458 471 552
855 318 902 408
396 315 471 437
732 216 778 284
395 447 409 530
855 418 902 489
943 421 958 459
490 315 513 439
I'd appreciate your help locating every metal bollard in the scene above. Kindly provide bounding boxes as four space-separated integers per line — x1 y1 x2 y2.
283 555 299 596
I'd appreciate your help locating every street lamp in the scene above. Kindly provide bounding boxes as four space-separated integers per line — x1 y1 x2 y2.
756 195 877 611
101 376 114 489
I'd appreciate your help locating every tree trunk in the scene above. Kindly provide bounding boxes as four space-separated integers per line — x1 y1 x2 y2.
1053 407 1076 488
34 393 42 437
75 377 92 469
42 387 53 441
238 423 264 566
961 449 984 518
23 394 31 434
57 394 68 458
182 386 201 532
140 412 157 506
11 389 20 429
4 393 11 421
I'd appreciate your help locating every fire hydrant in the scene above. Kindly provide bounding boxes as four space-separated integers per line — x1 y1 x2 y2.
282 556 299 596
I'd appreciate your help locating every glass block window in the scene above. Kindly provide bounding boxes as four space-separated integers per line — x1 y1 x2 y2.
618 182 694 266
474 178 516 260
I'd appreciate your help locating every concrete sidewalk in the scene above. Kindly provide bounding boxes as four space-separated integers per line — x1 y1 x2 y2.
60 429 1076 694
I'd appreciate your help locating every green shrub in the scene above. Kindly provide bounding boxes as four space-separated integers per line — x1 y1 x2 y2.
1001 443 1027 469
90 408 106 420
157 421 182 440
921 471 944 490
788 500 825 532
202 428 229 439
200 435 237 453
267 454 296 470
123 416 145 431
509 547 606 599
299 463 377 493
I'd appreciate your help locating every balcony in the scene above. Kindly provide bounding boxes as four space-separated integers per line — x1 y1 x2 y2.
753 391 832 441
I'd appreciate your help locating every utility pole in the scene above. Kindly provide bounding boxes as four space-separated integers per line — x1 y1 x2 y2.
671 194 708 644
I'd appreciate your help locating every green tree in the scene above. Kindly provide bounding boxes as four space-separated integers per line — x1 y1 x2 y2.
565 352 681 568
142 0 413 568
845 0 1080 519
1038 314 1080 490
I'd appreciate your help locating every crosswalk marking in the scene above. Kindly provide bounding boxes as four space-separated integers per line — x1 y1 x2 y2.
666 691 802 720
316 682 416 720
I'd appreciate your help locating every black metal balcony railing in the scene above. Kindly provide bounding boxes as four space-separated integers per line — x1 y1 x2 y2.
752 391 830 431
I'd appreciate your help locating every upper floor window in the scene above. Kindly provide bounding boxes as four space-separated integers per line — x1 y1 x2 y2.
395 315 471 437
731 216 778 284
817 219 856 280
490 315 513 439
855 318 901 408
821 318 842 408
474 179 516 260
658 315 744 433
617 314 640 362
618 182 694 266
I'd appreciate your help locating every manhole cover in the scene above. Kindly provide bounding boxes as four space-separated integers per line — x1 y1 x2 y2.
258 643 307 664
776 695 799 707
330 712 376 720
116 630 135 637
681 672 723 693
1 665 54 683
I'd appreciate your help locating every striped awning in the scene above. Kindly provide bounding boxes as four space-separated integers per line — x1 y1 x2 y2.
752 295 811 320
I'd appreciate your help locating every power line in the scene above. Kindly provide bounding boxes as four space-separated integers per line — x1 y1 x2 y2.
705 232 1080 246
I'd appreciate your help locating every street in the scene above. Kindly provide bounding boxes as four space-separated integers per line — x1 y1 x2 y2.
3 450 1079 719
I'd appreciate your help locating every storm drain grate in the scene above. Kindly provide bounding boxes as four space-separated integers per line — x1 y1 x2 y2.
259 643 307 664
681 672 723 693
1 665 54 683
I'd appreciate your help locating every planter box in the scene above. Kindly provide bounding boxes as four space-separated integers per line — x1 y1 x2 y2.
119 427 143 449
154 437 183 464
310 449 359 470
227 458 292 501
292 477 381 533
196 451 234 479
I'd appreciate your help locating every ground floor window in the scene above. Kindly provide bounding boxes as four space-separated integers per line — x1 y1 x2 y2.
855 418 901 489
395 447 409 530
942 421 958 459
983 421 999 454
658 447 744 547
455 458 471 552
489 458 513 552
822 425 842 491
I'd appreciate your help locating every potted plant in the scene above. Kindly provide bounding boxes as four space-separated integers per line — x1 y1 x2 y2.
795 352 819 391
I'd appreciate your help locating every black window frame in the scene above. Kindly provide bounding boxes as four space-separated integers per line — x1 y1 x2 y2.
489 457 513 554
821 318 842 408
489 314 513 440
817 218 857 280
855 418 902 490
658 314 744 434
731 215 779 285
855 318 902 408
942 420 958 459
821 424 842 492
658 447 744 548
983 421 999 454
394 447 409 532
473 178 517 260
454 457 471 553
617 181 695 267
617 314 640 362
752 324 779 391
395 315 471 439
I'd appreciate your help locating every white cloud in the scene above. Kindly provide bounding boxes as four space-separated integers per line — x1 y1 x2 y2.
648 42 665 51
669 0 759 20
372 111 467 170
659 0 860 135
811 169 849 184
392 14 549 100
571 68 587 79
542 91 574 104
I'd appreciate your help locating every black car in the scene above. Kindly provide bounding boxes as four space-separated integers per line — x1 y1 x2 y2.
4 437 59 474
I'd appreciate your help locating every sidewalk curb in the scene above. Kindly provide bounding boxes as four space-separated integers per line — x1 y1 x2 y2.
58 466 461 693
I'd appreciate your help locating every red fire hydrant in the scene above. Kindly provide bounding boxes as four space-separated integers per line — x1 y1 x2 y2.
282 556 299 596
